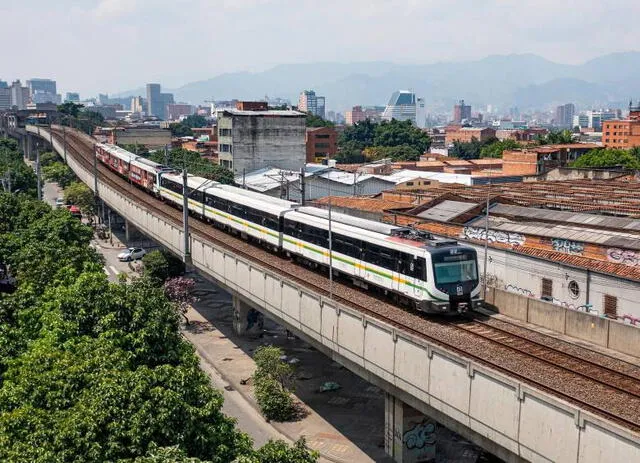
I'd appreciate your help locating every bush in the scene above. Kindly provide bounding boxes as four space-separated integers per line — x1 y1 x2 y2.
254 377 295 422
142 249 185 284
253 346 296 422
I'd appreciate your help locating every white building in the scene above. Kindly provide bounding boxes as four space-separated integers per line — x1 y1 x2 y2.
382 90 417 125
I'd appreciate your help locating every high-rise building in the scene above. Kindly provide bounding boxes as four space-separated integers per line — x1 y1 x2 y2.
27 78 59 104
298 90 326 119
0 87 10 110
453 99 471 124
416 97 426 128
382 90 416 124
9 80 29 109
345 106 366 125
0 80 7 89
65 92 80 103
555 103 575 128
216 108 306 174
131 96 145 114
146 83 174 119
166 103 194 121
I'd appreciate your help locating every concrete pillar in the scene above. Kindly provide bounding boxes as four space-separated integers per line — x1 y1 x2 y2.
385 393 436 463
232 295 264 336
124 219 130 243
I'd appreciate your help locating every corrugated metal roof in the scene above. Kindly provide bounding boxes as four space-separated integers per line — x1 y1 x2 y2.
417 200 477 222
467 216 640 250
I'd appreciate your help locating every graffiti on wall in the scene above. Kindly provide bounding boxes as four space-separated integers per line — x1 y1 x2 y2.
607 248 640 267
551 238 584 255
505 284 535 298
463 227 525 246
403 419 436 451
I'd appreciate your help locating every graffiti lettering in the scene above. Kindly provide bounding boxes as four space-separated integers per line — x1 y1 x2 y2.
505 284 535 298
607 248 640 267
551 238 584 255
403 419 436 450
463 227 525 246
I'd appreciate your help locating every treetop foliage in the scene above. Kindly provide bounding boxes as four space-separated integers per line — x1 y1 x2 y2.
1 137 37 196
571 147 640 170
148 149 235 184
305 113 334 128
336 119 431 163
0 193 318 462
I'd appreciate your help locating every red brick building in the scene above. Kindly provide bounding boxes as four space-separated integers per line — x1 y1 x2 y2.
305 127 337 162
502 144 599 176
445 126 496 145
235 101 268 111
602 104 640 149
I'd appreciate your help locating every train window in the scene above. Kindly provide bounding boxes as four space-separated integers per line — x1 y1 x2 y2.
284 220 298 238
363 243 397 272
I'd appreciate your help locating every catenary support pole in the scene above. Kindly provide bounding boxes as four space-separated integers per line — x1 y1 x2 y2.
36 148 42 201
182 166 190 263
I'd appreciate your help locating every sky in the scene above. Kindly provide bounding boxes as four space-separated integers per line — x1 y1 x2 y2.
2 0 640 97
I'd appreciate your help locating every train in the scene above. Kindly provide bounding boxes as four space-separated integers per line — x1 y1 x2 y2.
94 142 483 314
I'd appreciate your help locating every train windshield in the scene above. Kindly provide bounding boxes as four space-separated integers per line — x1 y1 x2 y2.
432 252 478 285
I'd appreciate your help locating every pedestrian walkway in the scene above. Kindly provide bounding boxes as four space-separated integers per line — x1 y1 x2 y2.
182 282 392 463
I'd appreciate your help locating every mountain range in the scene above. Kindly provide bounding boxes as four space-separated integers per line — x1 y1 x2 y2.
114 52 640 113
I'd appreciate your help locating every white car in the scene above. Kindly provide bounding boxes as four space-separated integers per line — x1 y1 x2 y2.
117 247 146 262
55 198 65 208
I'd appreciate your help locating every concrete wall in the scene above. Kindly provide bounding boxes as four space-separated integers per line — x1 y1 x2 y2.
472 242 640 320
221 114 306 175
490 287 640 358
31 125 640 463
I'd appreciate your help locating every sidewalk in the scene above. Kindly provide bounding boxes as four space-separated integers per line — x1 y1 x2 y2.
182 280 390 463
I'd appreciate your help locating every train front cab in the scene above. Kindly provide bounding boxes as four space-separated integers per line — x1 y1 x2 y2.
422 246 483 314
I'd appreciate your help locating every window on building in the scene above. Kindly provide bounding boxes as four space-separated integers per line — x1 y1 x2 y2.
568 280 579 299
219 128 231 137
315 134 330 139
541 278 553 298
315 143 330 149
603 294 618 318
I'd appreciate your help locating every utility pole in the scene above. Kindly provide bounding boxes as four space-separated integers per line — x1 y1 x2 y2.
93 142 99 196
482 181 491 298
182 162 190 263
300 167 306 205
164 144 169 165
327 179 333 299
108 208 113 246
242 168 246 189
36 148 42 201
62 124 67 163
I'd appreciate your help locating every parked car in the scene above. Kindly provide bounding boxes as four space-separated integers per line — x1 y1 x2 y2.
55 198 65 208
117 247 147 262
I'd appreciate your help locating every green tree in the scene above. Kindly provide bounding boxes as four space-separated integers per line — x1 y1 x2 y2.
305 114 334 128
1 137 37 196
253 346 296 422
338 120 376 151
538 130 573 145
42 161 76 188
57 102 84 118
571 148 640 169
372 119 431 153
142 249 186 284
243 438 319 463
363 144 421 161
479 138 520 158
63 181 96 215
449 138 483 160
182 115 208 128
120 143 150 157
148 149 235 184
170 123 193 137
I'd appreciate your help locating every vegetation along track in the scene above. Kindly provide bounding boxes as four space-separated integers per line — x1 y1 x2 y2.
51 127 640 432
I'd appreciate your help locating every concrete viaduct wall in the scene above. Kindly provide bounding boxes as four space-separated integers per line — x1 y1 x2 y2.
30 125 640 463
486 288 640 358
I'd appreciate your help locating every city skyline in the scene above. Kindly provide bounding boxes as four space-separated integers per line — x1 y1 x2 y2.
3 0 640 96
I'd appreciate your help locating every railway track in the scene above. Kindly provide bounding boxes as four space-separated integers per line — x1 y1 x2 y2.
456 318 640 398
50 127 640 433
